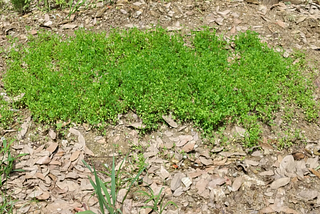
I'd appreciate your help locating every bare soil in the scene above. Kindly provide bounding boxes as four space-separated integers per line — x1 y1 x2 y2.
2 0 320 213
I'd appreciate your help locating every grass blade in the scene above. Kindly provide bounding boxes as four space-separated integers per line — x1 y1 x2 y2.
121 166 145 204
111 155 116 207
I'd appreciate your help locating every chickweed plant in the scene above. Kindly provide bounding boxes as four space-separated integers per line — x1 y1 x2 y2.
4 27 318 147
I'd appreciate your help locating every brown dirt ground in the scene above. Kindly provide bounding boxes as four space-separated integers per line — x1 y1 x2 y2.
2 0 320 213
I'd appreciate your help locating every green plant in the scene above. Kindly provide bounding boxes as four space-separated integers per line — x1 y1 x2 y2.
0 193 15 214
79 155 144 214
0 98 15 129
0 138 27 214
138 187 178 214
4 27 318 148
68 0 87 19
0 138 27 186
10 0 29 13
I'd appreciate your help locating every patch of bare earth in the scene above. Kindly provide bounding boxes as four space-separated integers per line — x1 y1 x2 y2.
2 0 320 213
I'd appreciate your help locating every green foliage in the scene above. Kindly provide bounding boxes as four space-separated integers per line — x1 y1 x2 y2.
0 193 15 214
0 98 15 129
4 27 318 147
0 138 27 214
10 0 29 13
138 187 178 214
80 156 144 214
0 138 27 187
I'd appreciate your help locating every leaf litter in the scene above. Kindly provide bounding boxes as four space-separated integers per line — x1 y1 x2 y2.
2 0 320 213
3 114 320 213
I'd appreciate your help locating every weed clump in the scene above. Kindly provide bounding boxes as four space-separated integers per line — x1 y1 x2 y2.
4 27 318 147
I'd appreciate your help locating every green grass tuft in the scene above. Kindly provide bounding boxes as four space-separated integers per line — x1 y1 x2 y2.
4 27 318 147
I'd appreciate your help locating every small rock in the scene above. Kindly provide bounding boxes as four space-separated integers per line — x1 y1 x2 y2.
120 9 127 14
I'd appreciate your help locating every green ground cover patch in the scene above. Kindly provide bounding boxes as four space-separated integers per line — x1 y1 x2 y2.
4 27 318 146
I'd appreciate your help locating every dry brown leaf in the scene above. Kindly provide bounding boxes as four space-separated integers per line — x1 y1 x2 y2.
84 146 94 156
199 156 213 166
158 165 170 179
66 171 79 179
230 25 236 34
171 172 184 191
70 150 81 162
298 189 318 201
142 176 153 186
270 177 290 189
275 20 288 28
35 172 46 181
117 189 128 203
62 23 77 29
18 116 31 140
195 178 209 193
187 169 205 179
36 191 50 200
46 142 58 154
181 141 195 153
292 152 305 160
245 159 259 166
128 122 146 129
208 177 225 188
49 129 57 140
36 156 51 165
232 176 243 191
309 168 320 179
162 115 178 128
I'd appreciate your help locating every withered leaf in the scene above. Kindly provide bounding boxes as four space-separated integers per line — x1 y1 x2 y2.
46 143 58 154
36 156 51 165
70 150 81 162
270 177 290 189
162 115 178 128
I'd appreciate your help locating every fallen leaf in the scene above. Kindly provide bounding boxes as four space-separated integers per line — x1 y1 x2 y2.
158 165 170 179
309 168 320 179
18 116 31 140
270 177 290 189
117 189 128 203
46 142 58 154
70 150 81 162
199 156 213 166
69 128 86 147
298 189 318 201
275 20 288 29
173 186 184 197
245 159 259 166
230 26 236 34
162 115 178 128
181 141 195 153
96 6 108 18
128 122 146 129
171 172 184 191
207 177 225 189
36 191 50 200
195 178 209 193
36 156 51 165
49 129 57 139
61 23 77 29
232 176 243 191
292 152 305 160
